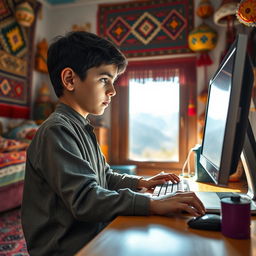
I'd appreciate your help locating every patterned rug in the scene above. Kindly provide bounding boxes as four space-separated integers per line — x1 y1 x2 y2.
0 207 28 256
97 0 194 58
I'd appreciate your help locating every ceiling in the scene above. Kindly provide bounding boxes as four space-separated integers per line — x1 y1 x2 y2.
44 0 128 6
45 0 75 4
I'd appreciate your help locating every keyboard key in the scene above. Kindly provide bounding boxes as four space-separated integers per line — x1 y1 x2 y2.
152 179 190 197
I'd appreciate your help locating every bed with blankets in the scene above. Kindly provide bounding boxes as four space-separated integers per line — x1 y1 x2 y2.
0 120 39 213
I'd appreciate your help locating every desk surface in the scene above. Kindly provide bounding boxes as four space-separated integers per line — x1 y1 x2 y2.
75 179 256 256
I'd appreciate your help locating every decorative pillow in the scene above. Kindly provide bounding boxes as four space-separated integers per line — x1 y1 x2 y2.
4 120 39 141
0 136 29 152
0 151 26 212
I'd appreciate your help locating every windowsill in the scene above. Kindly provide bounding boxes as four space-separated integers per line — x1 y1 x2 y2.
136 168 181 177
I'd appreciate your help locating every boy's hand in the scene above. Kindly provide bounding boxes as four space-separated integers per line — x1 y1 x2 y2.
150 192 206 217
138 172 180 190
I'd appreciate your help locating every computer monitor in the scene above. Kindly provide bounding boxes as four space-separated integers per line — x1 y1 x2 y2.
199 33 254 186
241 102 256 200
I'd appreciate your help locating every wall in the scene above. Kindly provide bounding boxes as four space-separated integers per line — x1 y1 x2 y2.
33 0 232 132
32 2 54 113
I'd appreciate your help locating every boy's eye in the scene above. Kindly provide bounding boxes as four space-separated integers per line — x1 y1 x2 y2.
100 78 108 84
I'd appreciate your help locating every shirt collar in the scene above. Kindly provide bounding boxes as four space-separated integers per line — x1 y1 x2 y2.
55 102 91 128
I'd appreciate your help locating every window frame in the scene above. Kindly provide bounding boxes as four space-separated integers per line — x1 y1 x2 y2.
110 57 197 172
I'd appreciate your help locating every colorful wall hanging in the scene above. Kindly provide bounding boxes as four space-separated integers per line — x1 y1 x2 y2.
0 0 40 119
97 0 194 58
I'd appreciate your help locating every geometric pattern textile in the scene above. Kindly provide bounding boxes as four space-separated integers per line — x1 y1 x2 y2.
0 69 29 118
0 71 27 102
0 50 27 77
0 150 26 187
0 0 14 22
0 0 40 118
98 0 194 58
0 207 28 255
0 20 27 57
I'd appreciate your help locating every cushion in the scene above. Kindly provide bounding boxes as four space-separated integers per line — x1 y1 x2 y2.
0 136 28 153
3 120 39 141
0 181 24 212
0 151 26 212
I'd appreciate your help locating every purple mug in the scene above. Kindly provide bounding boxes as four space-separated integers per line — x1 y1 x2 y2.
221 195 251 239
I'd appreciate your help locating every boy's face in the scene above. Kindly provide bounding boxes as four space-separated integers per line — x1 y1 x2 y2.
63 64 118 117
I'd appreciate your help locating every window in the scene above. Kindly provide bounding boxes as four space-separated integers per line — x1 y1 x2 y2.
111 58 197 172
129 78 180 162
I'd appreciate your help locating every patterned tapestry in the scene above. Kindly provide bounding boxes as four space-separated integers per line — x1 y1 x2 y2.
97 0 194 58
0 0 40 118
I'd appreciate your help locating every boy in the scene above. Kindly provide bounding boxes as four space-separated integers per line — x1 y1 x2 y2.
21 31 205 256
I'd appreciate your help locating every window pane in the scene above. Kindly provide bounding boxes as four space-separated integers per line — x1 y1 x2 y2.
128 78 180 162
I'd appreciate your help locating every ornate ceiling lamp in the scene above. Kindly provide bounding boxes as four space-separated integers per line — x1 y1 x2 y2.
214 0 240 59
236 0 256 26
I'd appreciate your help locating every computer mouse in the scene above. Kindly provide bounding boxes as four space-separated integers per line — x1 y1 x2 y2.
187 214 221 231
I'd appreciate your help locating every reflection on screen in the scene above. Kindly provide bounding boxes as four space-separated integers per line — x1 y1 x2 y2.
202 49 235 168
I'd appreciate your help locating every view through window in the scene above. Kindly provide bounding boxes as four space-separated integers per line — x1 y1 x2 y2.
128 77 180 162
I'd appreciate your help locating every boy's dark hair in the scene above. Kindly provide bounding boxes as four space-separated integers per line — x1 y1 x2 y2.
47 31 128 97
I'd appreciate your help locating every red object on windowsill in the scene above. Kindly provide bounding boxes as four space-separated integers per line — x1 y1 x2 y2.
188 101 197 116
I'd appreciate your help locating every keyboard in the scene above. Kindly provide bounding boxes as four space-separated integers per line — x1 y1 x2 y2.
152 179 190 197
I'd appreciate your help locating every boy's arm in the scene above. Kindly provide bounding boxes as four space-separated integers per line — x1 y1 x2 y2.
104 163 142 191
35 124 150 222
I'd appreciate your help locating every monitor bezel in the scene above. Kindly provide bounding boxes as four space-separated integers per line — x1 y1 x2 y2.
199 33 254 185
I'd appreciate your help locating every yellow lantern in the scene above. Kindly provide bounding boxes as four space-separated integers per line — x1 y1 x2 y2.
15 2 35 27
188 23 218 52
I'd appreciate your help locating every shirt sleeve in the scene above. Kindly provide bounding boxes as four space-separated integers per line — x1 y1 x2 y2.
104 163 142 191
33 123 150 222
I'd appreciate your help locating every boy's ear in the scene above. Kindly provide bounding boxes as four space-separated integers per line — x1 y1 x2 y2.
61 68 76 91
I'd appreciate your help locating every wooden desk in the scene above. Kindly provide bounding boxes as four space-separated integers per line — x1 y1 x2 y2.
76 180 256 256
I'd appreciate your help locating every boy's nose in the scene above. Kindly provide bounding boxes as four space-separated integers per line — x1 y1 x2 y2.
108 84 116 97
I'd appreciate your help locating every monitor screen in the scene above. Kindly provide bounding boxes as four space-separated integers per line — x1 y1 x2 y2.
241 101 256 200
199 33 254 185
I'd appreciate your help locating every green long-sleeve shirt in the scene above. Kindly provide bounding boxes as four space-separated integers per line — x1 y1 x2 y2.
21 103 150 256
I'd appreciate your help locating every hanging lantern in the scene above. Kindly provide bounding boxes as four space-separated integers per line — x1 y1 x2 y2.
188 23 218 66
188 100 197 116
214 0 241 26
236 0 256 27
198 87 208 103
33 83 54 125
35 39 48 73
214 0 240 58
188 23 218 52
15 2 35 27
198 112 206 139
196 0 214 19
